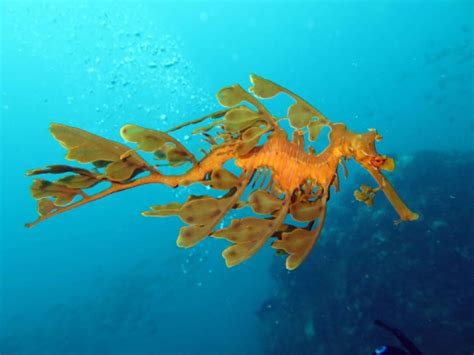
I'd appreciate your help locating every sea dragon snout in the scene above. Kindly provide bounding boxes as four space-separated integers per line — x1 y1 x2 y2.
348 129 418 221
25 74 418 270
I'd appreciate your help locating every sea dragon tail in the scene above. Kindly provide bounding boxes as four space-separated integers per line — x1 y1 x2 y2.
25 119 237 228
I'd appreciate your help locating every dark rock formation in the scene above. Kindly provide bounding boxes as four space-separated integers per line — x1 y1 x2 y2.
260 151 474 355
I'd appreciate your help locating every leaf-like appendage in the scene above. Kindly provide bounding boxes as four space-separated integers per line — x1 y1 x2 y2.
308 121 324 142
92 160 110 168
178 225 210 248
206 169 240 190
249 74 281 99
121 124 195 166
26 165 95 177
166 147 193 166
221 219 279 267
215 195 289 268
221 242 260 267
50 124 147 181
176 196 233 248
37 198 57 216
216 218 278 267
223 107 261 133
103 160 142 181
241 125 266 141
213 218 273 243
288 102 312 129
290 200 324 222
248 190 283 214
26 164 106 223
51 124 144 165
120 124 173 152
144 176 250 248
56 175 100 189
143 197 228 247
179 197 224 225
272 228 317 270
217 85 248 107
236 137 260 156
236 126 267 156
31 180 81 206
354 184 378 207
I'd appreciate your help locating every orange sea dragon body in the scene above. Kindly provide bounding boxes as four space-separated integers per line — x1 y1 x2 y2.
26 75 418 270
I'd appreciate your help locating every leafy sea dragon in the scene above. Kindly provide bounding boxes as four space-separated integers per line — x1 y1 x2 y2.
25 75 419 270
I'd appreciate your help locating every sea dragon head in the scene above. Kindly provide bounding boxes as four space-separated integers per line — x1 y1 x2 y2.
347 128 395 172
334 124 419 222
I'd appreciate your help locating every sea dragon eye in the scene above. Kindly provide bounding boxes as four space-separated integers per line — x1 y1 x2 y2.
370 155 387 168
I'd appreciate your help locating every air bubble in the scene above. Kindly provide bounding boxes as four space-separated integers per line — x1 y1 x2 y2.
162 57 179 68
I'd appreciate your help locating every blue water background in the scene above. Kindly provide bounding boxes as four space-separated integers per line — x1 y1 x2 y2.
1 1 472 354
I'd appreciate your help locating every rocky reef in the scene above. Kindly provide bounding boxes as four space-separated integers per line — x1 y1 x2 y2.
258 150 473 354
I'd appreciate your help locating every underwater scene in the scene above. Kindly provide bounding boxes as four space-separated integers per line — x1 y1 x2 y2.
1 1 473 354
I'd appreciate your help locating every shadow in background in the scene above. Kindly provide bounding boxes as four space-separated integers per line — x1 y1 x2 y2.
258 150 474 355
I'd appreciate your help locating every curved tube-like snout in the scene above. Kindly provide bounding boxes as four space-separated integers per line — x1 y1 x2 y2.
365 164 419 221
348 129 418 221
